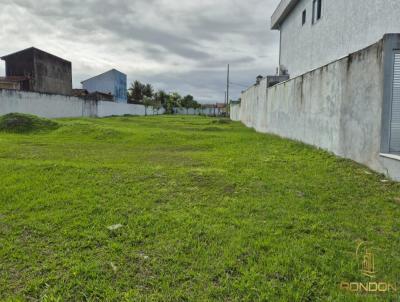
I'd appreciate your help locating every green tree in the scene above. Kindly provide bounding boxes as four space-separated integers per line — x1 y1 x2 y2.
143 84 154 98
128 81 144 103
181 95 194 114
142 96 154 116
193 99 201 115
166 92 182 114
152 100 162 115
154 90 169 113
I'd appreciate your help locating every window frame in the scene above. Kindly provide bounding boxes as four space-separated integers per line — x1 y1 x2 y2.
381 36 400 154
312 0 322 24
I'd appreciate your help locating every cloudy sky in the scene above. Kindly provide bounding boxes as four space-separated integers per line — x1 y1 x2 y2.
0 0 280 103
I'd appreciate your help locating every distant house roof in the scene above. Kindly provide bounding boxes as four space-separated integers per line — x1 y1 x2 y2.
271 0 300 30
72 89 114 101
81 69 126 84
216 103 227 109
1 47 71 64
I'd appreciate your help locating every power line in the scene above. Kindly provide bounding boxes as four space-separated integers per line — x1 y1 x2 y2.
229 81 249 88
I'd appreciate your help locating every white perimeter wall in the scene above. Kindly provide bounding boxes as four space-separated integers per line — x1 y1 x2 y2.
0 89 163 118
173 107 221 116
0 90 85 118
279 0 400 77
231 37 400 180
174 108 200 115
230 103 241 121
98 101 165 117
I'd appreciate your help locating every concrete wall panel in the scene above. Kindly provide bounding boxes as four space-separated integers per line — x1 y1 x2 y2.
231 37 400 180
0 90 84 118
98 101 145 117
0 89 163 118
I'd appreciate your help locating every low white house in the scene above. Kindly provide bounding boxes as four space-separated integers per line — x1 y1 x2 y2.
272 0 400 77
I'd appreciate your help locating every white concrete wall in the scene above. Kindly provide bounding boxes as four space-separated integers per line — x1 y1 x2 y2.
232 38 400 180
279 0 400 77
230 103 241 121
201 107 217 116
174 108 201 115
240 80 269 132
98 101 145 117
173 107 223 116
0 89 161 118
97 102 165 117
0 90 85 118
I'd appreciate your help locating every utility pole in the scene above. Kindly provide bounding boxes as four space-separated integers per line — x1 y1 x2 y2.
226 64 230 105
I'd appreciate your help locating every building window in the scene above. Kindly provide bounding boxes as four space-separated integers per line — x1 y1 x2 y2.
312 0 322 24
302 10 306 25
380 38 400 155
388 52 400 153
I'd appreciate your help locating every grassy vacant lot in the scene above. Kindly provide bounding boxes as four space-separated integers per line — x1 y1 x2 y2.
0 115 399 301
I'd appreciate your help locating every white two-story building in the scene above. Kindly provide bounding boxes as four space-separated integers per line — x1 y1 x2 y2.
272 0 400 77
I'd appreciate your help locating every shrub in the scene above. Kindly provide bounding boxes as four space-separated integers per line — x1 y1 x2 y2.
0 113 59 133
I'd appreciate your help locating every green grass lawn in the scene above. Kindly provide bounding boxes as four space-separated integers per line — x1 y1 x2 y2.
0 115 399 301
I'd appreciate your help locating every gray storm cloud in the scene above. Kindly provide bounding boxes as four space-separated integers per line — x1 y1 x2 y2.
0 0 280 103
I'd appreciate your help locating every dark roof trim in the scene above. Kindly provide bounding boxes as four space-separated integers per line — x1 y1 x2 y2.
271 0 300 30
0 76 29 82
1 47 71 64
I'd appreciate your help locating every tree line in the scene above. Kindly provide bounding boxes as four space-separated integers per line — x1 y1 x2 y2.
127 81 201 114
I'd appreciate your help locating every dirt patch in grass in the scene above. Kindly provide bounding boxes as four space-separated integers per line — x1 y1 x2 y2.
0 113 59 133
